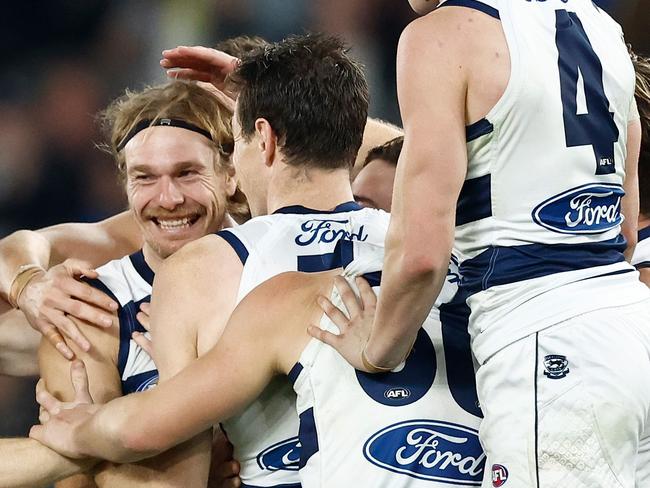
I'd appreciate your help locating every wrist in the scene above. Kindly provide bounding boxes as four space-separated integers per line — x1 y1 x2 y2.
8 265 45 309
361 346 396 373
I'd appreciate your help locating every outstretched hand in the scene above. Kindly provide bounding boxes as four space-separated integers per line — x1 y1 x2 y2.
308 276 379 373
30 360 100 459
161 46 240 94
18 259 117 359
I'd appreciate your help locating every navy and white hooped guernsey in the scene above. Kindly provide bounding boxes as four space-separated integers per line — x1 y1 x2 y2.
293 240 484 487
85 250 158 395
439 0 650 362
217 202 391 488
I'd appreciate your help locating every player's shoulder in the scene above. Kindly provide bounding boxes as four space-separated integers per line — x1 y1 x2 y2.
399 3 496 66
161 232 239 276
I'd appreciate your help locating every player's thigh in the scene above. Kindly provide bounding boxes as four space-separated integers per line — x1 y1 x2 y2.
536 302 650 488
476 335 537 488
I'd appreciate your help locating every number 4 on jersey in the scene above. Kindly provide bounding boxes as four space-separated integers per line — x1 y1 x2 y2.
555 10 619 175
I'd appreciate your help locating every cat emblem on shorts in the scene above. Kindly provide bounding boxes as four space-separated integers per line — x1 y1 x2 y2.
543 354 570 379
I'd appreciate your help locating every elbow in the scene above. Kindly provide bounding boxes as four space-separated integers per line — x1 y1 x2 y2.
108 411 166 463
400 252 449 283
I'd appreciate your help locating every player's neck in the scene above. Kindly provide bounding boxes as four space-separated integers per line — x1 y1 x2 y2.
142 244 164 274
266 165 354 214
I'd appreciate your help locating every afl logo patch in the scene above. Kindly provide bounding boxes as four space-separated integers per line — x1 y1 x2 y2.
384 387 411 400
543 355 570 379
492 464 508 487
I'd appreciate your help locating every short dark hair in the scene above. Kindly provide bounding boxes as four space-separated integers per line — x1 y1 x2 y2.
230 33 369 170
215 35 269 58
364 136 404 168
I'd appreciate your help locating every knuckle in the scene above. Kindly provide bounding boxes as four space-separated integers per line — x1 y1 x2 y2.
68 302 82 316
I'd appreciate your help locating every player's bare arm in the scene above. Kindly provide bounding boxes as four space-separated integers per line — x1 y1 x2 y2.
38 314 122 488
39 308 215 487
136 234 246 486
0 360 99 488
622 118 642 261
0 437 96 488
311 9 478 370
0 211 141 357
30 270 333 464
0 309 40 376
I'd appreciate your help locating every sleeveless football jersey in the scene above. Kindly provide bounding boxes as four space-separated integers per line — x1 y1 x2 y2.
86 250 158 394
633 226 650 270
437 0 650 362
293 240 484 487
217 202 390 488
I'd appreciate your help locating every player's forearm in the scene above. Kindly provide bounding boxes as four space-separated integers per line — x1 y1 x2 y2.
0 438 97 488
367 216 451 368
75 396 163 464
0 230 51 300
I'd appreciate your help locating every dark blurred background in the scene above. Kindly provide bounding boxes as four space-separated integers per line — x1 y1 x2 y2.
0 0 647 438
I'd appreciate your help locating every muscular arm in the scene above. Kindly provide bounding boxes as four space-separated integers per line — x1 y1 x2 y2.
35 271 327 464
0 438 95 488
0 211 141 300
130 235 245 486
0 308 40 376
622 119 641 261
39 316 122 487
364 12 468 367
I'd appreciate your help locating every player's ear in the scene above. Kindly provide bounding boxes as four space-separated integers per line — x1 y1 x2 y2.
255 118 277 168
223 161 237 197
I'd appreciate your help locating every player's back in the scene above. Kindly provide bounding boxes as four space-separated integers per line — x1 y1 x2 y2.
217 202 390 487
293 240 483 487
86 250 158 394
448 0 650 362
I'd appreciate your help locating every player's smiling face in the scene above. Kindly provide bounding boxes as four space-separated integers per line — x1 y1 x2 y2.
124 126 235 258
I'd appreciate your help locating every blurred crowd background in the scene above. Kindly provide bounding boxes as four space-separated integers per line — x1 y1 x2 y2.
0 0 648 437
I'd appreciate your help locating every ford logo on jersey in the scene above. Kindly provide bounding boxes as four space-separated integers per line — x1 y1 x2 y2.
295 219 368 246
364 420 484 485
257 437 301 471
532 183 624 234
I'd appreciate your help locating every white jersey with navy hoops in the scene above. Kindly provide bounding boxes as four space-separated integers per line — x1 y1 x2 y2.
293 240 484 487
436 1 650 487
85 250 158 395
217 202 390 488
438 0 650 362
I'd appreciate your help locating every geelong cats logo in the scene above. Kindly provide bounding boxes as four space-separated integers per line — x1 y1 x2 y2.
532 183 623 234
364 420 485 485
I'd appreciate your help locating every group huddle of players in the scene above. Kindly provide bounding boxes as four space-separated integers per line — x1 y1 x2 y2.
0 1 650 487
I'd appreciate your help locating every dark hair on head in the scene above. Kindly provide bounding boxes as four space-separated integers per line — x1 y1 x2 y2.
214 35 269 58
364 136 404 168
229 33 369 171
631 48 650 216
